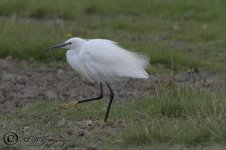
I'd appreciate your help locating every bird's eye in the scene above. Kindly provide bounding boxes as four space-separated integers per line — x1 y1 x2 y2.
68 42 72 45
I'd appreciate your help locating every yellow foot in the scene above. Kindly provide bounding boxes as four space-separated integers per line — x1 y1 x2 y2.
105 119 115 125
98 119 114 126
59 102 81 110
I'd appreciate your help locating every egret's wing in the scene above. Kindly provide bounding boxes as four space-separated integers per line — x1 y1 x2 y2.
80 39 149 82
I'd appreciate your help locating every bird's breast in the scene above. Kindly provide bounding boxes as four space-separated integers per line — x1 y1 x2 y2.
66 50 84 73
66 50 78 67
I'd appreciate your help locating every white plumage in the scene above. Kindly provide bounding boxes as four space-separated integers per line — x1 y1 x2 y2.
48 37 149 122
64 37 149 82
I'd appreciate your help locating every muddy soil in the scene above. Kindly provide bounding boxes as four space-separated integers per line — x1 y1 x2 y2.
0 57 225 114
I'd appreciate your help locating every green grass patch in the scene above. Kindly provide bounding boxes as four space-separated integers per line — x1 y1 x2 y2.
120 86 226 146
1 85 226 149
0 0 226 72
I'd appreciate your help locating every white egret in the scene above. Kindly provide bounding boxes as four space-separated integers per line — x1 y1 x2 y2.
47 37 149 122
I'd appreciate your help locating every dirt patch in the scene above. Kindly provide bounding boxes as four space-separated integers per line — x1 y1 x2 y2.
0 57 225 113
1 57 226 149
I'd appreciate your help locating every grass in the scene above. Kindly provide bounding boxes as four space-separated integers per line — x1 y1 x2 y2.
1 84 226 149
1 0 226 149
122 87 226 146
0 0 226 72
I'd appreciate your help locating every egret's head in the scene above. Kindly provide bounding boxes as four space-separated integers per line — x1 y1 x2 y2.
47 37 85 51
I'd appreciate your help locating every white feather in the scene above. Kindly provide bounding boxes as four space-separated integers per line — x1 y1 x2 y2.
65 37 149 82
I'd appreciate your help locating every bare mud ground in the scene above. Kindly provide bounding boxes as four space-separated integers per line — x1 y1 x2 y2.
1 57 225 114
1 57 226 149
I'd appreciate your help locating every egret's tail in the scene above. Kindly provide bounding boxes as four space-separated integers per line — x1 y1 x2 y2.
126 51 149 79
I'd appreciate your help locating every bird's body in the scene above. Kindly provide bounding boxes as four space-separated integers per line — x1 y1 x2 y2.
65 38 149 82
48 37 149 122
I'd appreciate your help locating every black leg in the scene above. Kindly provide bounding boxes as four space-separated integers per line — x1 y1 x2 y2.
104 82 114 122
78 82 103 104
